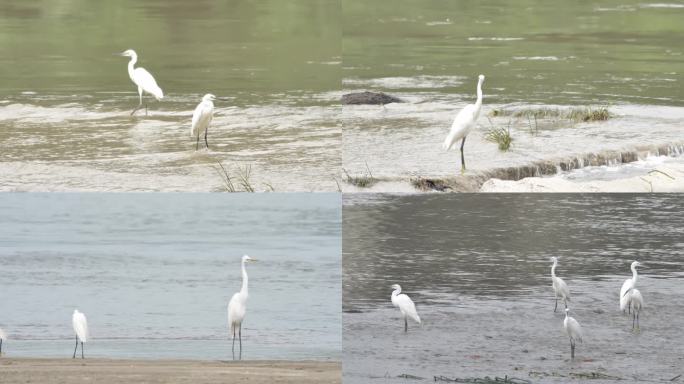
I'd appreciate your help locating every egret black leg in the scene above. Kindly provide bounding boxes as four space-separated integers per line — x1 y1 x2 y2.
570 340 575 359
1 339 3 355
636 312 640 330
554 298 558 312
204 128 209 149
231 328 236 360
460 137 467 173
196 134 200 151
564 299 568 309
73 336 78 359
632 312 636 330
404 318 408 333
81 342 84 359
239 324 242 361
145 103 148 116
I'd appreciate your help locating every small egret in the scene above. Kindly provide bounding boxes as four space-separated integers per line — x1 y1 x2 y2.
120 49 164 115
550 257 571 312
191 94 216 150
563 308 583 359
629 288 643 331
0 327 6 355
227 255 257 360
390 284 421 332
442 74 485 173
72 309 88 359
620 261 641 313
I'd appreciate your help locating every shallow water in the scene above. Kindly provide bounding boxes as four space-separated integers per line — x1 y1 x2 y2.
0 193 341 360
342 0 684 187
343 194 684 382
0 0 340 191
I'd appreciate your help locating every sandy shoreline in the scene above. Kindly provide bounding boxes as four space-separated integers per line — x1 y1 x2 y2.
0 358 341 384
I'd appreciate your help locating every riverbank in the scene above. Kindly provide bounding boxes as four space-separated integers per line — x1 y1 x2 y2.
0 358 341 384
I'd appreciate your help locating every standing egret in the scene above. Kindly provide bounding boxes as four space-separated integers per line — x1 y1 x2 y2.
120 49 164 116
0 327 6 356
550 257 571 312
72 309 88 359
629 288 643 331
442 74 485 173
227 255 257 360
191 94 216 150
563 308 583 359
620 261 641 313
390 284 421 332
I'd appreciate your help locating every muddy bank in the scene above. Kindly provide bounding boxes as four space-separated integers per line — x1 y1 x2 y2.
342 92 402 105
0 358 341 384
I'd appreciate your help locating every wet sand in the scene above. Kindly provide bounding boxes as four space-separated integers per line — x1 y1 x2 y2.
0 358 341 384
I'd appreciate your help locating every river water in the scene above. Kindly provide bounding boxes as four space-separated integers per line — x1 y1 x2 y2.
0 0 340 191
343 194 684 383
0 193 341 360
342 0 684 189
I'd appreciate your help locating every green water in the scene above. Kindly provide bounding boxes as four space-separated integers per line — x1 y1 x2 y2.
0 0 340 104
343 0 684 106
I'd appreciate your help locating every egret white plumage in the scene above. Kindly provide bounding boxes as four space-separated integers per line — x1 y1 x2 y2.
120 49 164 115
191 94 216 150
390 284 421 332
563 308 583 359
227 255 257 360
72 309 88 359
443 74 485 173
620 261 641 313
550 257 571 312
0 327 6 355
629 288 643 331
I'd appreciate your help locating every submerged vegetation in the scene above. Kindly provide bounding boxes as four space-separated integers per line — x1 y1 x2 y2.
490 106 611 122
485 120 513 151
215 161 268 192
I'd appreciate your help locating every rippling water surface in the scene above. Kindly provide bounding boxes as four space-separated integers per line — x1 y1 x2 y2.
342 0 684 185
0 193 341 360
0 0 340 191
343 194 684 382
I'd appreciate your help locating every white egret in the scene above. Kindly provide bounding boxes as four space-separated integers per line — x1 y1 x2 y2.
629 288 643 331
620 261 641 313
390 284 421 332
563 308 583 359
442 74 485 173
120 49 164 115
191 94 216 150
72 309 88 359
0 327 6 355
227 255 257 360
550 257 571 312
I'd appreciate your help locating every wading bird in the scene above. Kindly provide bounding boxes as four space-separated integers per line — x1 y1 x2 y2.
120 49 164 115
72 309 88 359
620 261 641 313
0 327 6 355
191 94 216 150
628 288 643 331
390 284 421 332
563 308 583 359
550 257 571 312
228 255 257 360
442 74 485 173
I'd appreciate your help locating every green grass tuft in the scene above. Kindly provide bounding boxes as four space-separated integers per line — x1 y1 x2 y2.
485 122 513 151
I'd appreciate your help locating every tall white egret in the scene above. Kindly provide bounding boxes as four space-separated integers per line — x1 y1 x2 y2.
191 94 216 150
550 257 571 312
227 255 257 360
120 49 164 116
563 308 583 359
442 74 485 173
72 309 88 359
0 327 6 355
390 284 421 332
629 288 643 331
620 261 641 314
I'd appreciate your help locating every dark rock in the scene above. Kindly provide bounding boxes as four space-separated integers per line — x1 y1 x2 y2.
342 91 402 105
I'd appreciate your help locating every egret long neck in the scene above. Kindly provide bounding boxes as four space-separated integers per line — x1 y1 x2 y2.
551 261 557 278
240 260 249 296
127 56 137 80
631 265 638 285
475 80 483 107
392 288 401 297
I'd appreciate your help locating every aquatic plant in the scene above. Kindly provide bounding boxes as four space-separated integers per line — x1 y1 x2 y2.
343 162 376 188
215 161 257 192
485 121 513 151
489 106 610 122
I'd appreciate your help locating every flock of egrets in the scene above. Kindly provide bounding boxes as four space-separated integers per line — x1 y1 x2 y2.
391 258 645 359
119 49 218 150
0 255 256 361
